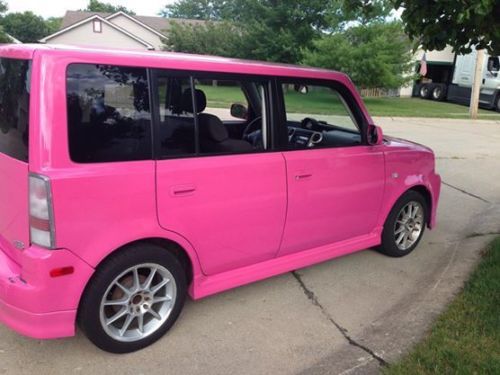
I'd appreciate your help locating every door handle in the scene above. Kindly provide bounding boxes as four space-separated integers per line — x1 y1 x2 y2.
295 173 312 180
170 185 196 197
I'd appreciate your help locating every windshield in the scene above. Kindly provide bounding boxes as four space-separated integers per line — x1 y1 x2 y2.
0 57 31 162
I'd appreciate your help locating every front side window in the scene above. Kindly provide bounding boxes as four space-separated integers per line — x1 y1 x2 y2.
0 58 30 162
67 64 152 163
281 82 362 150
194 78 268 155
152 71 269 159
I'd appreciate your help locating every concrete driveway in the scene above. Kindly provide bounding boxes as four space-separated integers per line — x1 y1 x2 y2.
1 117 499 375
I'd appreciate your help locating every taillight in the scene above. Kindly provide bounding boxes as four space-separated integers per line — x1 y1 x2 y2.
29 174 55 249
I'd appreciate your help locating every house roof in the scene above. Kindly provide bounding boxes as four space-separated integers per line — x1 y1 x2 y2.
60 10 206 35
40 14 155 49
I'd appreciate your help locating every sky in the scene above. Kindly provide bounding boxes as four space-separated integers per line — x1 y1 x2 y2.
5 0 176 18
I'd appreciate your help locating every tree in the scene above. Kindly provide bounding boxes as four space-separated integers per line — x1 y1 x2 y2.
1 11 49 43
163 21 241 57
45 17 62 34
163 0 327 64
83 0 136 15
161 0 233 20
392 0 500 118
0 0 9 44
304 22 413 89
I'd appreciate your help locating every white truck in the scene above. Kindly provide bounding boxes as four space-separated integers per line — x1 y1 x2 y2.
415 48 500 111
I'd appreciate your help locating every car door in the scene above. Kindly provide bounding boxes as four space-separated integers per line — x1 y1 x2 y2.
153 71 287 276
277 80 385 256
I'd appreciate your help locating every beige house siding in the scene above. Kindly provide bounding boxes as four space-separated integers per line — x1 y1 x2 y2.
44 20 148 50
107 14 164 50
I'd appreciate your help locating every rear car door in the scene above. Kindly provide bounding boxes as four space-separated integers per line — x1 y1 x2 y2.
277 80 385 256
154 71 287 276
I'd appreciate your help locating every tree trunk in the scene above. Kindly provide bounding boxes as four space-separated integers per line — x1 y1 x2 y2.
469 49 485 119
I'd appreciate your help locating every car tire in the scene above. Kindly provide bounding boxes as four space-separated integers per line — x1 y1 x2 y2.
496 95 500 112
419 84 432 99
78 244 187 353
378 190 428 258
431 84 446 101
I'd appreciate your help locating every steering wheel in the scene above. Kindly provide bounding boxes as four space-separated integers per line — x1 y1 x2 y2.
242 117 263 147
301 117 319 130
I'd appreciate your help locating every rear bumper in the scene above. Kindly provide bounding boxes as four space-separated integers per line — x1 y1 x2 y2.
0 244 94 339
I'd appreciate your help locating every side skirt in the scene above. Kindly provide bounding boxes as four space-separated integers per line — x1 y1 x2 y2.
189 232 381 299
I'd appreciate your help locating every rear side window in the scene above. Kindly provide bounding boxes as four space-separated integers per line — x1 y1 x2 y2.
0 58 30 162
67 64 152 163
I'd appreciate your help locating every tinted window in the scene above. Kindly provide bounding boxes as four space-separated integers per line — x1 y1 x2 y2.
194 78 267 155
67 64 152 163
155 72 195 158
0 58 30 162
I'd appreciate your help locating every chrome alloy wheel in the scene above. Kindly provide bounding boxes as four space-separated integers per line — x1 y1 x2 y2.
394 201 424 251
99 264 176 342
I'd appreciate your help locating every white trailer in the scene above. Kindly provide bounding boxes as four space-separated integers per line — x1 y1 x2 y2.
414 48 500 111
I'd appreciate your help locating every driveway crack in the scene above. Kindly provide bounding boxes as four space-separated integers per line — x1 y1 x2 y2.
291 271 388 367
442 181 490 203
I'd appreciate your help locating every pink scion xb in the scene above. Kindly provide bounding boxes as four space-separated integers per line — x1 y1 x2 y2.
0 44 441 353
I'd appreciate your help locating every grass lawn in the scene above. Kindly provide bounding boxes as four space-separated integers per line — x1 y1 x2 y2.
384 237 500 375
198 84 500 120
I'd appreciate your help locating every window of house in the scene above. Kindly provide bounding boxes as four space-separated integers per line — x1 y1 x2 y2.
66 64 152 163
281 82 362 149
93 20 102 33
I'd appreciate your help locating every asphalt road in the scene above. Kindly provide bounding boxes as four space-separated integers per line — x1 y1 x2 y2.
1 116 499 375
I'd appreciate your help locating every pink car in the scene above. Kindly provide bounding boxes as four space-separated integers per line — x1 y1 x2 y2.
0 44 441 353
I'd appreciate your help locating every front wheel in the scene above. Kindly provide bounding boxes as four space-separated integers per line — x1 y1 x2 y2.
78 244 187 353
378 190 428 257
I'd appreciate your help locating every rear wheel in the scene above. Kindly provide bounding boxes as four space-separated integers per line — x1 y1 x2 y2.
419 84 431 99
378 190 428 257
78 244 187 353
496 95 500 112
431 84 446 101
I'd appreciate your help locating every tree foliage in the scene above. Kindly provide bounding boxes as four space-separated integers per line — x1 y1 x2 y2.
163 21 241 57
45 17 62 34
393 0 500 55
162 0 411 87
0 0 9 43
1 11 49 43
304 22 413 89
83 0 136 15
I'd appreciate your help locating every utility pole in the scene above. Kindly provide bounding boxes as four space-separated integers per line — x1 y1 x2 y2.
469 49 485 119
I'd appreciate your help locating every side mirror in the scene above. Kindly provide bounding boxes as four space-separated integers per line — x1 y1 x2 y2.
368 125 384 145
230 103 248 119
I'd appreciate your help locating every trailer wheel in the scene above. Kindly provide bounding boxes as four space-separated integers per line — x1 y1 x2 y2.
419 84 431 99
431 84 447 101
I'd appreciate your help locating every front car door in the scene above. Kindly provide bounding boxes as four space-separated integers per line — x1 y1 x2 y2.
277 80 385 256
154 71 287 276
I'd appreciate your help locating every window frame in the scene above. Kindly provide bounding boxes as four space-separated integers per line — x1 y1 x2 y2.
274 77 370 151
150 68 276 161
65 63 154 164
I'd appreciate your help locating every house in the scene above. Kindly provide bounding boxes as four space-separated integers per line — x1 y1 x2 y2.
40 10 204 50
6 33 22 44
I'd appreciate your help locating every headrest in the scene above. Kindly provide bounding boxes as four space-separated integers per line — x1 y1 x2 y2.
199 113 228 142
180 89 207 114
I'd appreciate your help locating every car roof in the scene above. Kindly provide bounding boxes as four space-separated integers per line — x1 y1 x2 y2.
0 43 350 82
